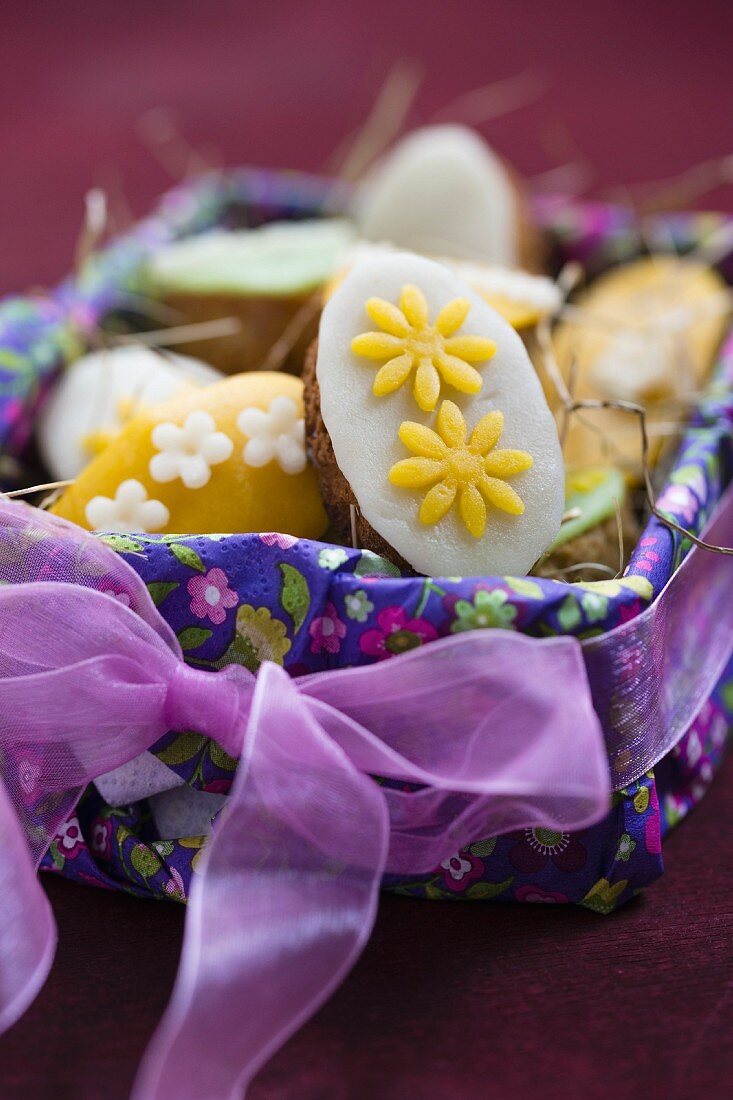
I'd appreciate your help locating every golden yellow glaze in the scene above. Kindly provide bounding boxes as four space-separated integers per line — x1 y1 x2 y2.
389 399 532 539
351 284 496 412
52 372 328 538
552 256 729 475
477 291 541 330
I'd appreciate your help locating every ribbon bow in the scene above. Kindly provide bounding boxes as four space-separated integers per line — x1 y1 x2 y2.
0 486 732 1098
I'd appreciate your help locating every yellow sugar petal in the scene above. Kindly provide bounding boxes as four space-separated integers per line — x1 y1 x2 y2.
459 483 487 538
436 400 467 449
435 297 471 337
469 410 504 454
400 284 429 328
419 479 457 525
365 297 410 337
484 449 533 477
373 353 414 396
398 421 447 458
414 358 441 412
351 332 404 359
389 457 445 488
435 353 483 395
443 335 497 363
478 475 525 515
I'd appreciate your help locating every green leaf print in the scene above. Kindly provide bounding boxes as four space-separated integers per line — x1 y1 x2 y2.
468 837 497 858
130 844 163 880
279 563 310 634
503 576 544 599
557 595 582 631
354 551 401 578
464 876 514 900
146 581 179 606
208 741 238 771
177 626 213 650
155 732 206 766
48 840 66 871
169 543 206 572
98 534 145 553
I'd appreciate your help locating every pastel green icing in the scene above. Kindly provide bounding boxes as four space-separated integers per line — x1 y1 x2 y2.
150 218 355 297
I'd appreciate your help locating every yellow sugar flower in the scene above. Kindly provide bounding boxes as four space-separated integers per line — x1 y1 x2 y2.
351 284 497 413
389 400 533 539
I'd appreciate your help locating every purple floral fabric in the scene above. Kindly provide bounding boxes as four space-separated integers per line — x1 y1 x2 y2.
0 169 730 912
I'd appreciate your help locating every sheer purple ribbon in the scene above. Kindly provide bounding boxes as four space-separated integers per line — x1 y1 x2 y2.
0 488 731 1098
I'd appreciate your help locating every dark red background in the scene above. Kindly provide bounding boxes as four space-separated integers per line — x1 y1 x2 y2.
1 2 732 1097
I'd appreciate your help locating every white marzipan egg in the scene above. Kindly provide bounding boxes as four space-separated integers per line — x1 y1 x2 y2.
353 125 520 267
317 252 565 578
38 345 222 481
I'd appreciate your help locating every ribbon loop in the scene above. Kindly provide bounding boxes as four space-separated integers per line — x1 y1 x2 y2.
162 662 249 750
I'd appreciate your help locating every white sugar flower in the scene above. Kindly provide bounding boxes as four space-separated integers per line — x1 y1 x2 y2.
85 479 170 533
149 411 233 489
237 396 306 475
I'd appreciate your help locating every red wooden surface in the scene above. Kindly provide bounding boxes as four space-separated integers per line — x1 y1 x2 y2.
1 2 732 1096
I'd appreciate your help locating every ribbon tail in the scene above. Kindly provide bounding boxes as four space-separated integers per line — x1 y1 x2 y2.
0 781 57 1034
132 662 390 1100
584 481 733 786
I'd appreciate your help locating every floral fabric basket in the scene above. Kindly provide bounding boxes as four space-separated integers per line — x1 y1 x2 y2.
0 171 731 915
1 167 730 1095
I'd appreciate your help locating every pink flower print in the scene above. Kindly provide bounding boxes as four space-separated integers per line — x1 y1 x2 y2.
309 602 347 654
618 598 644 625
515 884 569 904
164 866 187 902
90 819 111 860
359 606 439 660
187 568 238 625
439 850 485 893
685 729 702 769
645 784 662 855
55 816 84 860
509 828 587 874
710 712 729 749
656 484 699 526
100 586 132 607
3 397 23 429
18 753 42 806
203 779 232 795
633 536 660 574
259 532 299 549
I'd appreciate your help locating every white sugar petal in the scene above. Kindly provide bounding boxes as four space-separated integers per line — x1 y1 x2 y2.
268 395 298 432
184 410 217 439
140 498 170 531
180 455 211 489
85 496 118 532
151 421 183 451
200 432 234 464
117 479 148 505
276 434 306 475
149 452 181 484
237 407 269 437
244 435 276 468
